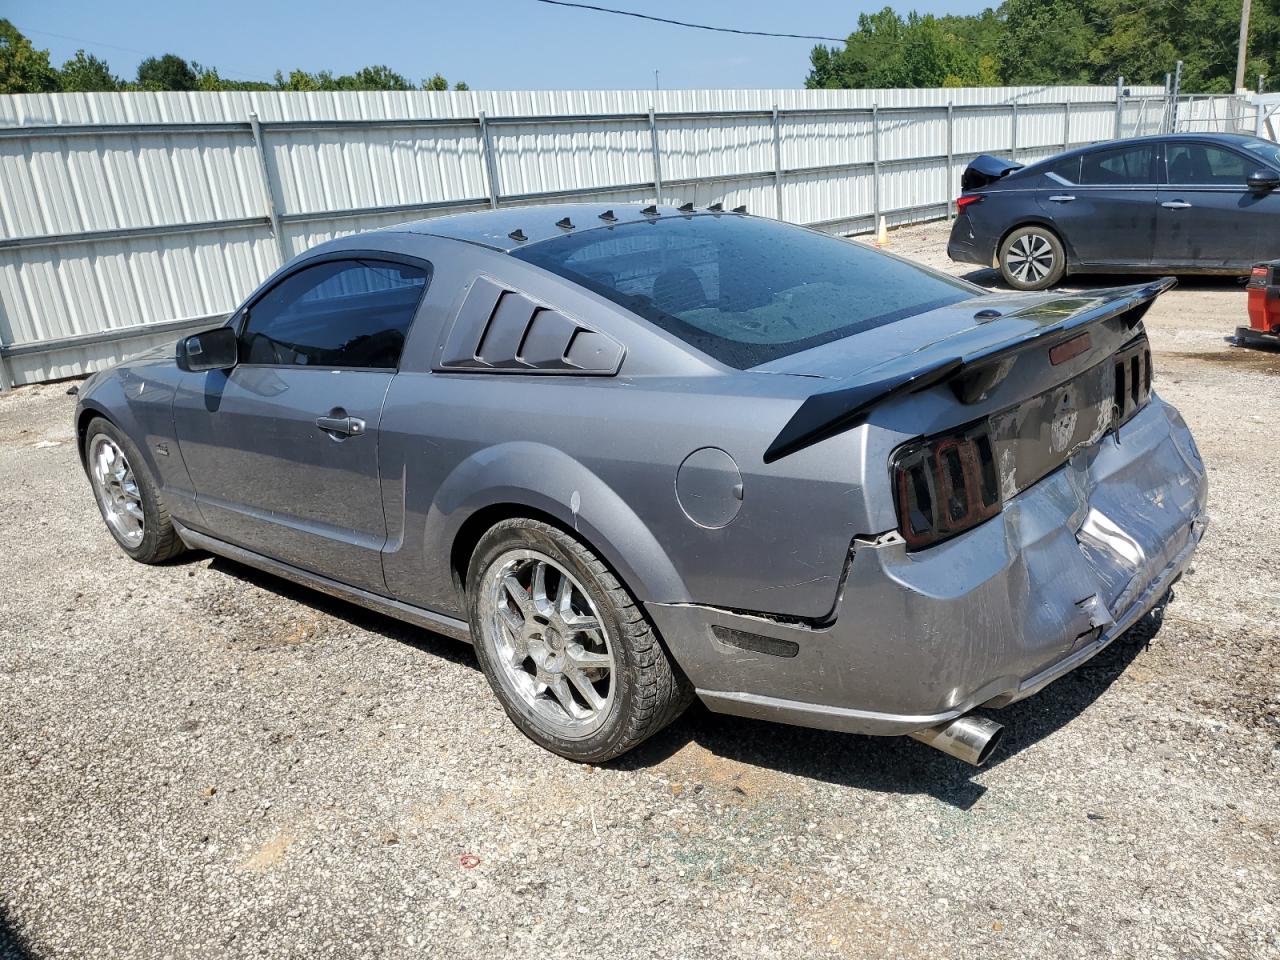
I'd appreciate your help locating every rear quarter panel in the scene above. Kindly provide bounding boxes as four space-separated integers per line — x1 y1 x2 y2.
379 371 867 621
951 177 1067 268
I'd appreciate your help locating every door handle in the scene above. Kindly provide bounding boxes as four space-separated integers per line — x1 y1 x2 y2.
315 415 366 437
1161 200 1193 209
1048 194 1076 202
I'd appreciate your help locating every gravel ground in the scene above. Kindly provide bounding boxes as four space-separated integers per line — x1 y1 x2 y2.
1 219 1277 960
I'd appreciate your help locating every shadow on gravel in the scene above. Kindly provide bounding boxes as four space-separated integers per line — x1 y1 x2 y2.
202 555 480 672
617 609 1167 811
195 552 1167 812
0 906 37 960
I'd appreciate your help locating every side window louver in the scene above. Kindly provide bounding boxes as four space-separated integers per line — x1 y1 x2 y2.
435 276 624 375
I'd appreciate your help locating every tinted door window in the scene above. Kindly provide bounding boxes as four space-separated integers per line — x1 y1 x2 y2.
1241 137 1280 169
1165 143 1250 184
1080 145 1156 185
240 259 429 368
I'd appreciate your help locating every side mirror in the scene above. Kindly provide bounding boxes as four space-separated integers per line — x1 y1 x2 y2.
1247 169 1280 192
179 326 239 372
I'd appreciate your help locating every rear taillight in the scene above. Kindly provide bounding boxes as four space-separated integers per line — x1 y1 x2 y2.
956 194 985 211
1247 264 1271 288
890 421 1002 550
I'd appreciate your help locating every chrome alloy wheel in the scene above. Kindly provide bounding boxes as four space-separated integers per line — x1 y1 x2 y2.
1005 232 1056 285
89 434 144 548
479 550 616 739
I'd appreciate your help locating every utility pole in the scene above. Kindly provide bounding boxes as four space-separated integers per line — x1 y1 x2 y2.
1170 60 1183 133
1236 0 1252 92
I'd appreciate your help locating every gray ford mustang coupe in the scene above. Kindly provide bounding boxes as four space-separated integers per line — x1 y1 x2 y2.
76 204 1208 767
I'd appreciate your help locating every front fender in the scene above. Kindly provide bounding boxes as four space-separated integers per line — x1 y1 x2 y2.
424 441 689 607
75 375 166 482
74 361 198 524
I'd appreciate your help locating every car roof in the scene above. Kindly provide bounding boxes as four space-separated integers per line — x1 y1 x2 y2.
379 203 746 254
1018 131 1272 173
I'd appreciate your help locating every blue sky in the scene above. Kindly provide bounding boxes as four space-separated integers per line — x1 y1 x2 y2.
9 0 994 90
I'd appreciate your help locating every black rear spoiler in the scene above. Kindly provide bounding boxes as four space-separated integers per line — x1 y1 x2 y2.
961 154 1024 191
763 278 1175 464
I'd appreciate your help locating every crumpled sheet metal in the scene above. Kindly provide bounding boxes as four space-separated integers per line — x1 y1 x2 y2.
654 395 1208 735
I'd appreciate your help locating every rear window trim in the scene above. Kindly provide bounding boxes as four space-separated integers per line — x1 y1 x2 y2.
510 216 975 370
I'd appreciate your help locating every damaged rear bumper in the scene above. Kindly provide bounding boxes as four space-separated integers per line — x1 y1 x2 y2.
647 396 1208 737
946 215 994 267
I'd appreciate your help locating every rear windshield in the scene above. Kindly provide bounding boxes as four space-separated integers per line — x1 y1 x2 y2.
510 215 974 368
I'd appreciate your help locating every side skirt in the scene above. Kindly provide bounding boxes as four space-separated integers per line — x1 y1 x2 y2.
174 521 473 643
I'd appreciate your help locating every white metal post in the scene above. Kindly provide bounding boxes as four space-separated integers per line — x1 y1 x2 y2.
771 105 784 221
1011 101 1018 159
478 111 500 209
1115 75 1125 138
871 104 881 227
1063 99 1071 150
1171 60 1184 133
946 102 955 219
0 344 11 393
648 107 663 204
248 112 289 266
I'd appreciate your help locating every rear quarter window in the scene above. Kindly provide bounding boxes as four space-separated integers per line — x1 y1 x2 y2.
1046 155 1081 185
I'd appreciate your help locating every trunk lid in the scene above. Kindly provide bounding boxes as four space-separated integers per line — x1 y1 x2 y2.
761 279 1173 463
960 154 1024 191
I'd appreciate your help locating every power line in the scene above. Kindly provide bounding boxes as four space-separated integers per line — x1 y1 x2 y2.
530 0 848 43
23 27 276 84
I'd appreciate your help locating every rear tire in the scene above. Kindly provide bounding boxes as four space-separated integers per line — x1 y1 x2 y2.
83 417 185 564
467 518 693 762
999 225 1067 290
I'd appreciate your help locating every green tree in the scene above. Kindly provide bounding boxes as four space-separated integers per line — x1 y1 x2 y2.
807 7 1003 89
0 19 59 93
1000 0 1100 85
346 64 413 90
275 65 442 91
807 0 1280 92
423 72 449 91
274 68 330 91
59 49 120 92
136 53 198 91
190 63 273 91
1088 0 1272 93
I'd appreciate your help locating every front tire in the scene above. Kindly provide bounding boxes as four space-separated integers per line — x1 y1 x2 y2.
467 519 692 763
999 225 1067 290
84 418 185 564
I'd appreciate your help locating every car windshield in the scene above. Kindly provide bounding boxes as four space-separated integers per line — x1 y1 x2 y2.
510 215 974 368
1241 138 1280 168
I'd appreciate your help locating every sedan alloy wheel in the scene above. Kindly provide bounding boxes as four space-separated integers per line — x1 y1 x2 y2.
1005 233 1056 285
999 226 1066 290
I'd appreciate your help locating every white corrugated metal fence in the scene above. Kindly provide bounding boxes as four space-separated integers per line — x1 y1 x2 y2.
0 83 1223 387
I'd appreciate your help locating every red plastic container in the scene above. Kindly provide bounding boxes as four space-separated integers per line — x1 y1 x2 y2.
1240 261 1280 347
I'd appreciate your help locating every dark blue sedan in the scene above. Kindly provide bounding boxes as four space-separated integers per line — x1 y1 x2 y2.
948 133 1280 290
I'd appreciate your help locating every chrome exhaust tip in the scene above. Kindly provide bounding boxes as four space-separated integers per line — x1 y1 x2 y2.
909 714 1004 767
